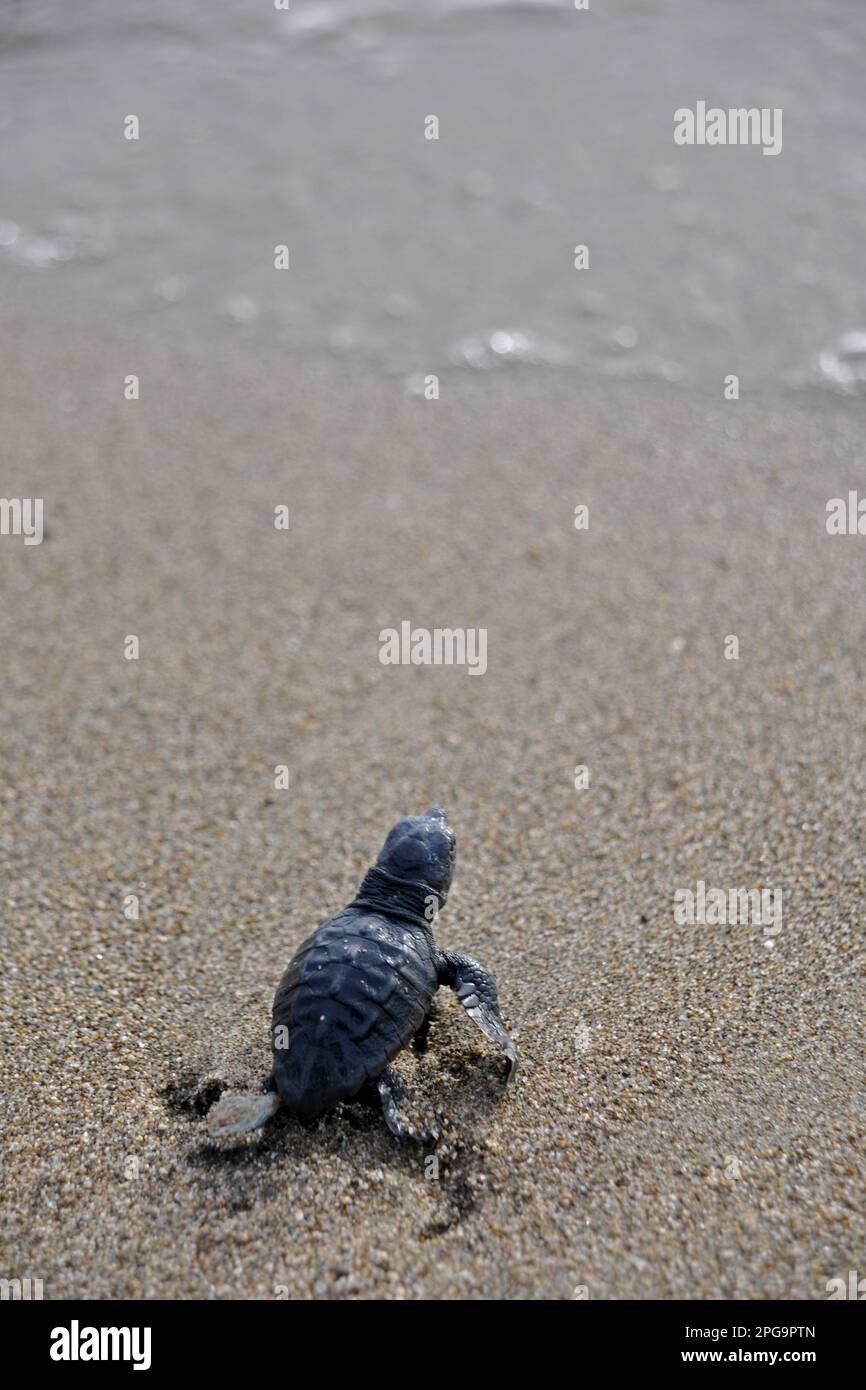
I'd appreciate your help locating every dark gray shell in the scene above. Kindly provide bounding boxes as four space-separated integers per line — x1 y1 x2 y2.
271 906 438 1120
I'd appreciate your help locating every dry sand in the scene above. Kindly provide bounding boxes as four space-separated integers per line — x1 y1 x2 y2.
1 314 864 1299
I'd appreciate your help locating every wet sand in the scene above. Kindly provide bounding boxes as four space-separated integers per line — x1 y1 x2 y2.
1 316 864 1299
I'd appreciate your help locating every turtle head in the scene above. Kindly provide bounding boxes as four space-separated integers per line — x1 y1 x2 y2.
377 807 456 905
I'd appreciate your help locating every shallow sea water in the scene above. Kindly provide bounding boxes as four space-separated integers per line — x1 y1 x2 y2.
2 0 865 390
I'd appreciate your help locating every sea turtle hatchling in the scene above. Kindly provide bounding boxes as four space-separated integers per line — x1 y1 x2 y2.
206 807 518 1141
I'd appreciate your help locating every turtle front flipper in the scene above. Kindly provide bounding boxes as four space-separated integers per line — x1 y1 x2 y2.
437 949 519 1082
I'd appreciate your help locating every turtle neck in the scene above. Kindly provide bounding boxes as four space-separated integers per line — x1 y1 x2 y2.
352 864 443 929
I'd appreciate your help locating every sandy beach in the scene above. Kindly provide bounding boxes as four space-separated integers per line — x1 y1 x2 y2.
1 310 864 1298
2 0 866 1303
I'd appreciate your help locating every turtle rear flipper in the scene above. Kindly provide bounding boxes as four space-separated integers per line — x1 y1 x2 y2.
206 1090 282 1137
377 1064 442 1145
437 949 519 1081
